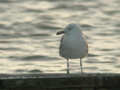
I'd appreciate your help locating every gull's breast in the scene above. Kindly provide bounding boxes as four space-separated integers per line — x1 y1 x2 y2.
60 34 88 59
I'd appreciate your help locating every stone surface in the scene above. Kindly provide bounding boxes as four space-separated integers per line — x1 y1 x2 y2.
0 73 120 90
82 88 93 90
98 88 108 90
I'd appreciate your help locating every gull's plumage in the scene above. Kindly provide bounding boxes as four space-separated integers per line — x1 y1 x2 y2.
57 23 88 74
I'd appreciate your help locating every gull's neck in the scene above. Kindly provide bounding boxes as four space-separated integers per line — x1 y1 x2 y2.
70 29 83 36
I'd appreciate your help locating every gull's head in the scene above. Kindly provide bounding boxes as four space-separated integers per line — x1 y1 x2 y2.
56 23 81 35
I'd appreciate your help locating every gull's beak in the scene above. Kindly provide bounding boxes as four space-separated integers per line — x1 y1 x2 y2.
56 31 64 35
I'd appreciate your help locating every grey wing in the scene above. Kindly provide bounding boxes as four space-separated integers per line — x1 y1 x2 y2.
59 36 64 57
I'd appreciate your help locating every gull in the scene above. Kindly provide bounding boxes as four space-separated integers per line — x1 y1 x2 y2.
56 23 88 74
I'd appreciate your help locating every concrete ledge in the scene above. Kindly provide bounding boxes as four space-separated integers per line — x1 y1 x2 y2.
0 73 120 90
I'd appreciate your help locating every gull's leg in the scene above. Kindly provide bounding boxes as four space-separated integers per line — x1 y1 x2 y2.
67 59 69 74
80 58 83 73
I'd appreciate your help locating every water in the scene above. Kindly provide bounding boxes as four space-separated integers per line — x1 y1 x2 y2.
0 0 120 74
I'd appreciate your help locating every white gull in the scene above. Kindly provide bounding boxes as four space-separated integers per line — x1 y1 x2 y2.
56 23 88 74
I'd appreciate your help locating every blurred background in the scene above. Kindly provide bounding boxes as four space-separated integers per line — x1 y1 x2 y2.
0 0 120 74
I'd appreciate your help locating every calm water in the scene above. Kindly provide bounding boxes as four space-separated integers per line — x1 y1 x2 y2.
0 0 120 74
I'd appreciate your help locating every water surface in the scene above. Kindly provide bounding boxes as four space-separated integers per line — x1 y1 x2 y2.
0 0 120 74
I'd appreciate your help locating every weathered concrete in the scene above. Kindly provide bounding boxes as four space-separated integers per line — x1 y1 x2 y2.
0 73 120 90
